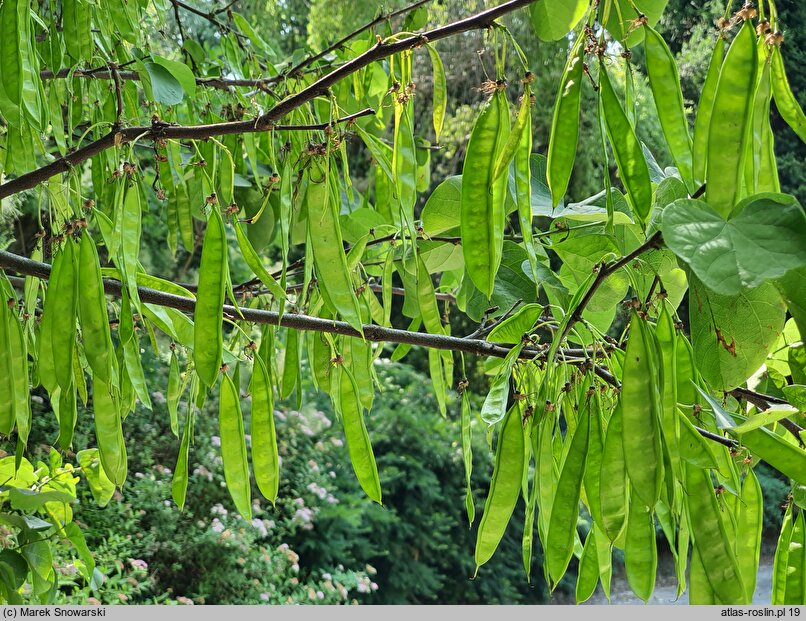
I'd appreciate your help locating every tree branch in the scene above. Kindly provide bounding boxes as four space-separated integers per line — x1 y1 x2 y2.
0 246 565 363
0 0 537 201
0 245 740 453
0 109 374 200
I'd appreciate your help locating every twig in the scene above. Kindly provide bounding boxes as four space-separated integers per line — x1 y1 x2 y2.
695 427 739 449
170 0 231 33
3 0 536 201
285 0 432 78
0 247 743 453
172 0 187 43
643 274 660 308
273 108 375 131
213 0 238 15
691 183 706 199
110 64 124 128
465 299 523 339
555 231 663 351
728 387 805 447
729 387 789 406
232 231 460 294
281 281 456 304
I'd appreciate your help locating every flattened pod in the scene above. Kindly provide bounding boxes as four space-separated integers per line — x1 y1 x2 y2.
576 529 600 604
219 372 252 519
644 24 693 187
547 32 585 207
167 351 181 437
7 292 30 443
78 233 116 384
393 99 417 238
50 239 79 394
92 377 127 486
693 36 726 186
771 47 806 144
118 175 143 306
621 311 663 508
62 0 93 62
334 365 382 504
461 391 474 526
0 287 15 435
625 499 657 602
474 404 525 571
194 208 227 387
782 510 806 605
426 44 446 143
306 160 364 333
251 355 279 504
172 408 193 511
772 504 794 605
705 19 758 217
737 470 763 601
654 301 680 479
461 90 510 298
546 397 590 584
599 65 653 225
684 462 747 603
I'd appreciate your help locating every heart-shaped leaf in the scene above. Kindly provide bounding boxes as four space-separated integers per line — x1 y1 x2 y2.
152 55 196 98
488 303 543 344
142 61 184 105
689 275 785 391
662 193 806 296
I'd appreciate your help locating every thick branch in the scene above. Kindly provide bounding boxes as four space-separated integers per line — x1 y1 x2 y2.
0 0 537 200
0 247 563 363
1 246 738 452
0 109 374 200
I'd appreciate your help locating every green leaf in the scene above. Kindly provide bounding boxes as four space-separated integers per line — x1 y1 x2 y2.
689 275 785 391
152 55 196 97
7 488 74 511
0 549 28 590
76 448 116 507
662 194 806 296
21 536 54 596
465 242 538 323
777 267 806 340
421 175 461 235
783 385 806 413
730 405 800 434
530 0 587 41
63 522 95 581
552 228 628 313
142 61 184 105
0 513 52 531
487 304 543 344
704 390 806 484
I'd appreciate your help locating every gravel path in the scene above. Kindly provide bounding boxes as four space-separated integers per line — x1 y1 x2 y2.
552 556 775 605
